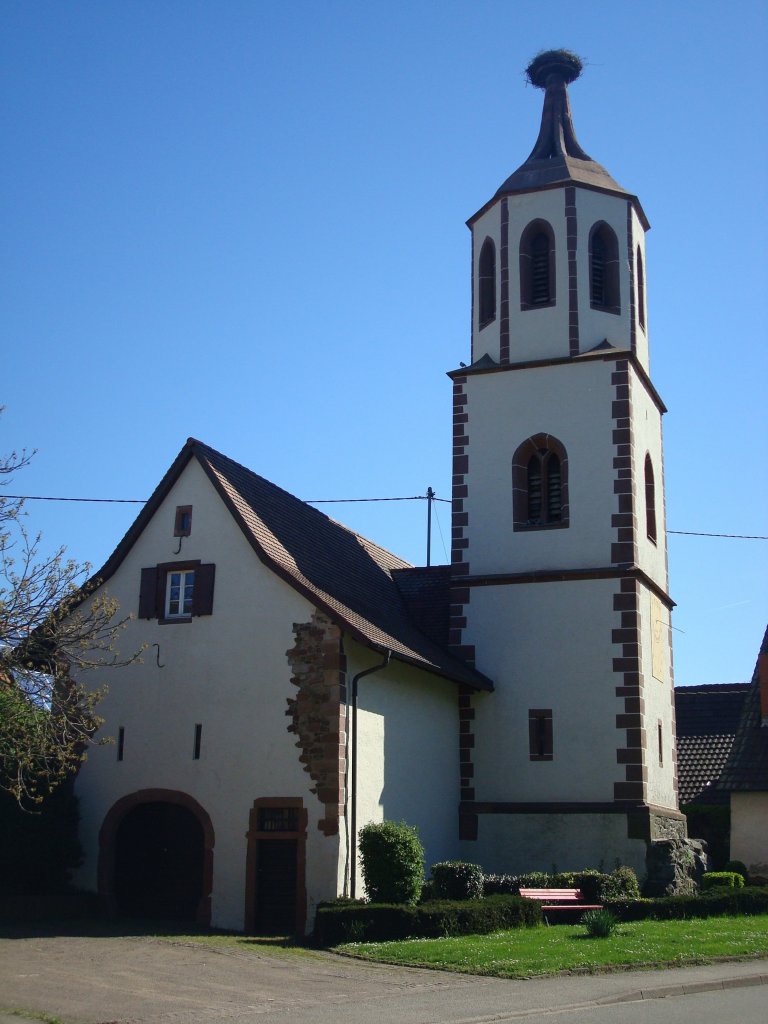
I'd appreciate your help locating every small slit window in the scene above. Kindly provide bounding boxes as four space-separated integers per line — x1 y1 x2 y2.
117 726 125 762
519 219 556 310
644 454 657 544
529 709 553 761
193 723 202 760
478 237 496 329
658 720 663 767
589 222 620 313
174 505 193 537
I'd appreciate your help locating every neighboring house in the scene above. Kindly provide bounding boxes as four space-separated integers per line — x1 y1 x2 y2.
674 683 750 867
719 627 768 882
73 51 685 933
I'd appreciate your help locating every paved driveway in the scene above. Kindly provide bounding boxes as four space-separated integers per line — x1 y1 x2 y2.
1 929 766 1024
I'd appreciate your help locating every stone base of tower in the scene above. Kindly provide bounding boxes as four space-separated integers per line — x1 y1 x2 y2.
458 804 687 879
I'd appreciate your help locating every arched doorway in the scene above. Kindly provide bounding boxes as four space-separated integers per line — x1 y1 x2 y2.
99 789 214 924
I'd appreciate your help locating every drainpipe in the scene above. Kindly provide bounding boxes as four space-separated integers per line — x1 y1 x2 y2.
347 650 392 899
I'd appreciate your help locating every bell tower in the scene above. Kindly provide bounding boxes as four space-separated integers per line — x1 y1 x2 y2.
451 51 684 873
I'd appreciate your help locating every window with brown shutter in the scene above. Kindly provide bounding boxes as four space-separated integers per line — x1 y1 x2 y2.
529 709 553 761
138 560 216 622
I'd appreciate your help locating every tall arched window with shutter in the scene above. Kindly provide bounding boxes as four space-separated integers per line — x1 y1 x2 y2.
644 454 657 543
478 237 496 328
512 434 569 530
519 220 556 310
589 221 620 313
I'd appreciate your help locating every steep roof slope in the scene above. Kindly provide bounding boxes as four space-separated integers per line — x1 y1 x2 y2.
719 626 768 792
674 684 750 805
93 439 492 692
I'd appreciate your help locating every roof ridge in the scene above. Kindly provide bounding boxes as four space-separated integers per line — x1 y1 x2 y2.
191 438 414 571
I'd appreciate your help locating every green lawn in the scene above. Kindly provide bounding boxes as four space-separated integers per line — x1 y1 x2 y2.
336 914 768 978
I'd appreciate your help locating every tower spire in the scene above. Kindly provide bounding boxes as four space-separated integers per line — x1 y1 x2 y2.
495 49 626 196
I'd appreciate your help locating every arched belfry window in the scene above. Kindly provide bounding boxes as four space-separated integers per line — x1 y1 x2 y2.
644 454 657 544
519 220 556 310
589 222 620 314
512 434 569 530
478 237 496 329
636 245 646 331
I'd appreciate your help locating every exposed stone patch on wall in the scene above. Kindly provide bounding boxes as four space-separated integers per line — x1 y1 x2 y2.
285 611 347 836
644 837 708 897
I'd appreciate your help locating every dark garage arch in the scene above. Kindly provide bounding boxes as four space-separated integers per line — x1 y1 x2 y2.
99 789 214 925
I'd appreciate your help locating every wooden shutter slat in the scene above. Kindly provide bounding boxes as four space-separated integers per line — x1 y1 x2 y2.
139 567 159 619
193 563 216 616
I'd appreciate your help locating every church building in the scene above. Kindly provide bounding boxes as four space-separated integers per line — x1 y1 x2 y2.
72 51 684 933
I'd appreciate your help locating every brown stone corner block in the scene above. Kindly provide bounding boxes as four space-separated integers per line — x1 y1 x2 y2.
286 611 347 831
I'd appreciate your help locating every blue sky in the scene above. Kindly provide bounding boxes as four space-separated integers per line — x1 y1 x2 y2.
2 0 766 687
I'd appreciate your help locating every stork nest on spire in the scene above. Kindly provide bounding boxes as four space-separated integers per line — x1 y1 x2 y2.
526 49 584 88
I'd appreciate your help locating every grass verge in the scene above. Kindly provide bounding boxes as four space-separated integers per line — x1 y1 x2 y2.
336 913 768 978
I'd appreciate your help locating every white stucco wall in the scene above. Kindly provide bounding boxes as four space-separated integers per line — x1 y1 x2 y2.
630 367 668 589
463 358 618 575
466 578 621 803
638 583 677 810
462 812 647 877
351 641 460 894
574 189 636 358
730 792 768 879
470 188 648 370
73 458 343 931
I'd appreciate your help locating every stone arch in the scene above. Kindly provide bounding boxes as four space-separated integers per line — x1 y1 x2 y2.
98 788 214 924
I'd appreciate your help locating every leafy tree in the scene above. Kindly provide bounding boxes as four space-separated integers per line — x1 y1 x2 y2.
0 432 137 806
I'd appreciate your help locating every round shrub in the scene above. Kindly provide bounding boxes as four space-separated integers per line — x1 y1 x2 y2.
701 871 745 890
483 873 518 896
582 908 618 937
724 860 749 884
601 865 640 902
430 861 484 901
358 820 424 905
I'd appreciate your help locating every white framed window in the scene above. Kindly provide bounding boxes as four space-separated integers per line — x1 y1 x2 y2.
166 569 195 618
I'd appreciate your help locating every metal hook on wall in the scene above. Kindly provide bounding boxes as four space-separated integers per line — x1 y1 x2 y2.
152 643 165 668
173 535 183 555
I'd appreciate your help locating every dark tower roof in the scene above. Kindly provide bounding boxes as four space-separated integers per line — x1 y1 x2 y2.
495 49 627 198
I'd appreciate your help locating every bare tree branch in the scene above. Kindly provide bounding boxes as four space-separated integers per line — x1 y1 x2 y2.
0 425 140 806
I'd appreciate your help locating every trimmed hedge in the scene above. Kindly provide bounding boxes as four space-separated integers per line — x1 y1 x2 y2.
358 821 424 905
431 861 484 901
314 894 541 946
608 886 768 921
702 872 744 891
481 868 639 903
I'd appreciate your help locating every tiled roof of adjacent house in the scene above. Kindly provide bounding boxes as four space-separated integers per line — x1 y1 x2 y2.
674 683 750 805
718 626 768 792
92 439 492 692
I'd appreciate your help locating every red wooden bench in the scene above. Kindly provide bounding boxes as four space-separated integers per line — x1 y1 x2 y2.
518 887 602 923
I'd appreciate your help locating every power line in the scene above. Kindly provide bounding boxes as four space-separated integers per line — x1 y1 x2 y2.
5 494 146 504
667 530 768 540
4 493 766 538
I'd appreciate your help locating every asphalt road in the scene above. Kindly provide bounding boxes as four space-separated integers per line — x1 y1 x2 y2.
0 931 766 1024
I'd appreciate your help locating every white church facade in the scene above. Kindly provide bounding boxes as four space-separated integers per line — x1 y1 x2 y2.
72 51 684 933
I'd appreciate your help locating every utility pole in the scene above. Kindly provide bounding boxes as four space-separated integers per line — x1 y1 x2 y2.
426 486 435 567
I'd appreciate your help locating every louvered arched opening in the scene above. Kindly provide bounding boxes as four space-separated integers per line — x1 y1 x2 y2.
513 434 569 530
637 245 646 331
645 453 657 543
519 220 556 310
478 237 496 328
589 222 620 314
